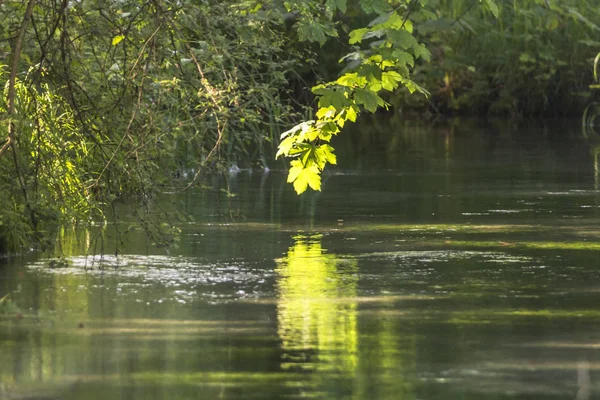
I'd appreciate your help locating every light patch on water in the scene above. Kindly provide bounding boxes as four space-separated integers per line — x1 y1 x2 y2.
483 360 600 371
352 250 533 264
512 341 600 349
487 209 533 214
420 368 576 397
239 294 444 305
26 255 273 301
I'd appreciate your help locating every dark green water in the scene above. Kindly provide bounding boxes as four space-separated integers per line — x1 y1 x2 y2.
2 119 600 399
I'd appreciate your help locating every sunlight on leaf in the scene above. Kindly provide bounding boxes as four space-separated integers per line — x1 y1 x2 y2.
111 35 125 46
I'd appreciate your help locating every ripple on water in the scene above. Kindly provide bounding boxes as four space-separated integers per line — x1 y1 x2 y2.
26 255 274 302
354 249 533 263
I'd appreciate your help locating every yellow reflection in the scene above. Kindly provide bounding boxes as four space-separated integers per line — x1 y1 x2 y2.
275 234 358 373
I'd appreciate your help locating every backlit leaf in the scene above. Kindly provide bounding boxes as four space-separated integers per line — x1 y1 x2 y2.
349 28 368 44
288 160 322 194
381 71 402 91
112 34 125 46
345 106 358 122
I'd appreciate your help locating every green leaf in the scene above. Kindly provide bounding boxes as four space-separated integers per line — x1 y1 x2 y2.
316 106 337 119
326 0 347 13
358 64 382 82
319 121 339 140
354 88 385 113
381 71 402 91
287 160 303 184
413 44 431 62
392 50 414 68
315 144 337 167
288 160 321 194
363 30 386 40
306 126 319 141
349 28 368 44
482 0 499 18
386 29 418 50
337 73 367 87
402 78 429 96
298 21 338 45
280 121 312 139
360 0 392 15
112 34 125 46
313 87 349 111
371 12 404 30
345 106 358 122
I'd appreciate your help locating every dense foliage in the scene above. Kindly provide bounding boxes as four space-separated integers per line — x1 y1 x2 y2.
400 0 600 116
1 0 598 251
276 0 600 193
0 0 305 251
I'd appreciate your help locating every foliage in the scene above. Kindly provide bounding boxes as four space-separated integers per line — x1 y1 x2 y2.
0 0 305 251
277 0 500 194
0 0 598 249
395 0 600 116
276 0 600 194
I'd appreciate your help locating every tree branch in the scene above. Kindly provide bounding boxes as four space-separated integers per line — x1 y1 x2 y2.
8 0 37 226
0 137 11 157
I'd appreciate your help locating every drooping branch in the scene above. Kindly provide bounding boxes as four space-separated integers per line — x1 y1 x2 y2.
7 0 37 224
7 0 37 126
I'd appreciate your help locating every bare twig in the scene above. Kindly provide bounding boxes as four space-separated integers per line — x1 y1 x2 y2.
0 136 11 157
149 0 228 191
87 24 163 190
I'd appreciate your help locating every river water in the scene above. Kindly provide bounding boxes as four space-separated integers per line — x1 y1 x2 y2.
2 118 600 399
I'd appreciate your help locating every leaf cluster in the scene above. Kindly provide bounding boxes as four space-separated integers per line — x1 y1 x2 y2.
277 0 452 193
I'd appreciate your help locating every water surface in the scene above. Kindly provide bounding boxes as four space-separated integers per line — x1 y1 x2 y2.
2 119 600 399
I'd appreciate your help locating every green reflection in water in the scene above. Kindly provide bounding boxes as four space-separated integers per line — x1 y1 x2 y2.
276 234 359 375
275 234 417 399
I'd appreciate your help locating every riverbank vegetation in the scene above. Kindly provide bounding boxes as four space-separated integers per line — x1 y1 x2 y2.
1 0 599 252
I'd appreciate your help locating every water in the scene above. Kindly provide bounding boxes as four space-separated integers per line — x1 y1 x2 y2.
2 119 600 399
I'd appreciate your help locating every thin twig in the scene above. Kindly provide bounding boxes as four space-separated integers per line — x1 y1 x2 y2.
0 136 11 157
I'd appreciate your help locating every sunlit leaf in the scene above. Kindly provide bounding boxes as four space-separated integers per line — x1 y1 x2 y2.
381 71 402 91
112 34 125 46
349 28 368 44
287 160 322 194
337 73 367 87
345 106 358 122
287 159 303 183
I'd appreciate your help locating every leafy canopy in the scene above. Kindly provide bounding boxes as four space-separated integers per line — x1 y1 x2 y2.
277 0 499 194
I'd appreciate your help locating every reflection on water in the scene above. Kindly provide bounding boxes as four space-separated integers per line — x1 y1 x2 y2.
276 235 358 381
3 119 600 399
